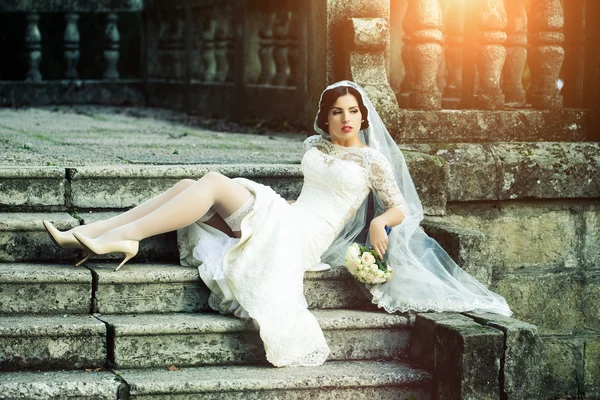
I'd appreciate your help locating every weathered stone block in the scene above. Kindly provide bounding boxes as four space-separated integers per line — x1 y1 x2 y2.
583 206 600 268
585 334 600 398
582 270 600 331
100 311 411 368
81 212 177 262
0 315 106 371
494 269 582 332
466 312 545 400
69 166 304 209
410 313 504 400
538 335 583 399
116 361 431 400
90 264 209 314
349 18 388 51
402 151 447 216
0 263 92 314
0 213 80 262
422 219 491 286
0 167 65 210
440 204 579 272
0 370 123 400
492 142 600 200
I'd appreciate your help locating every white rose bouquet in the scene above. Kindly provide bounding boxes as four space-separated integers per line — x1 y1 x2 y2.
345 243 394 284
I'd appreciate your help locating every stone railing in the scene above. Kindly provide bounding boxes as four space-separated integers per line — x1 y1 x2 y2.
0 0 146 106
0 0 307 121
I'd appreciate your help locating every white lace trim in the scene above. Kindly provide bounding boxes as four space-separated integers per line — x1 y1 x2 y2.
224 195 256 231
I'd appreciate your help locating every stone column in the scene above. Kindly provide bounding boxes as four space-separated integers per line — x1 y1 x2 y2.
104 13 120 80
405 0 443 110
561 0 586 108
64 13 80 80
273 9 292 86
258 11 276 84
462 0 507 109
443 0 465 107
527 0 565 109
502 0 527 106
25 13 42 83
201 11 217 82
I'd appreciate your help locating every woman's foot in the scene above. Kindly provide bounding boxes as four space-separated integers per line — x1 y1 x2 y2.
73 233 139 271
42 220 90 267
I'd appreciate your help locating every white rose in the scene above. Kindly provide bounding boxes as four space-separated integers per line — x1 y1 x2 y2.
361 252 376 266
346 258 359 274
365 273 375 282
346 243 361 260
376 269 385 278
370 264 379 273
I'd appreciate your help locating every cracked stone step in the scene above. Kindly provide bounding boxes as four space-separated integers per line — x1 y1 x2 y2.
89 263 370 314
0 370 124 400
0 315 107 371
98 310 412 369
0 167 66 211
0 263 92 314
116 360 432 400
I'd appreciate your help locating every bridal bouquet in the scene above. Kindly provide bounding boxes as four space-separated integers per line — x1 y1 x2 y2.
345 243 394 284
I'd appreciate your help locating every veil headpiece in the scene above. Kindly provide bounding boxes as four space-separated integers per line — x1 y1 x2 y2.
313 81 512 316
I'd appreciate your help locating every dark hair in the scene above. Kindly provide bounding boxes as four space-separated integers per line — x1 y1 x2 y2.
316 86 369 134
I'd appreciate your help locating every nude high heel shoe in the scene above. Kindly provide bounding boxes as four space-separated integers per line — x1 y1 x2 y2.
42 220 90 267
72 232 139 271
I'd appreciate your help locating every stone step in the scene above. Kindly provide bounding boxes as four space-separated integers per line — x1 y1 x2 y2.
116 361 432 400
89 263 370 314
0 370 124 400
0 263 92 314
98 310 412 369
0 315 107 371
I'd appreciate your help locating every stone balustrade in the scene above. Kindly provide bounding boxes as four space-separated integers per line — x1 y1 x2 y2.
394 0 597 111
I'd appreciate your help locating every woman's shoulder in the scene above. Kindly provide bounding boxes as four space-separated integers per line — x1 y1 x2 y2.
303 135 323 145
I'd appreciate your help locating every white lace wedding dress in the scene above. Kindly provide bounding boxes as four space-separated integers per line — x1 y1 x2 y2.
177 135 408 367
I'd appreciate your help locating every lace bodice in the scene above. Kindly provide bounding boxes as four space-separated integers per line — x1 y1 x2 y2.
294 135 409 236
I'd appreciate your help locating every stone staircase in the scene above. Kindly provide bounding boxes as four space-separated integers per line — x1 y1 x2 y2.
0 166 434 399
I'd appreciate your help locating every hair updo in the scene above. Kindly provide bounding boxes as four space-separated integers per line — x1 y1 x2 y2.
315 85 369 134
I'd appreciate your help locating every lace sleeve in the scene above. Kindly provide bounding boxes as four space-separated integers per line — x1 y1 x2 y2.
303 135 322 153
368 151 411 216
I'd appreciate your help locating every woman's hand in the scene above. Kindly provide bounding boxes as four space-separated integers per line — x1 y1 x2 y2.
369 219 388 260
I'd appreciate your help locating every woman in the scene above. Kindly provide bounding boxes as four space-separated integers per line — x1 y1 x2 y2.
42 81 512 368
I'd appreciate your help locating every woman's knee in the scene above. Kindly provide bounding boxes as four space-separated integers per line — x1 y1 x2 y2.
173 179 196 192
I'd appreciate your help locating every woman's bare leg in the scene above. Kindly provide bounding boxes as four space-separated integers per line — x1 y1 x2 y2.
67 179 198 238
89 172 252 244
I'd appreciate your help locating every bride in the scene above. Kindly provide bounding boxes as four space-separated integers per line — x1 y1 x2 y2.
42 81 512 368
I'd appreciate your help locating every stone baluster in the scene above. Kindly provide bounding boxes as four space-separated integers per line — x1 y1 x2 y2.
258 11 276 85
201 11 217 82
502 0 528 106
462 0 507 109
443 0 465 105
287 11 299 87
225 13 236 82
104 13 120 80
437 0 449 94
405 0 443 110
561 0 586 107
527 0 565 109
64 13 80 80
273 9 291 86
398 25 414 108
25 13 42 82
214 9 230 83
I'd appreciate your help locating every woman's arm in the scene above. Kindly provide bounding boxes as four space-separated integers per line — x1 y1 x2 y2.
370 207 405 260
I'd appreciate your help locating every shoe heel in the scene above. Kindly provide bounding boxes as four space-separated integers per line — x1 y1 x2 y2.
74 253 90 268
115 253 135 271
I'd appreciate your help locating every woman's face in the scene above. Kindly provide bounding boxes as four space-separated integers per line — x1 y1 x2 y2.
327 93 362 143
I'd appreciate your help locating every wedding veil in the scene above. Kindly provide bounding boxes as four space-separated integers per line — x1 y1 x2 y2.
314 81 512 316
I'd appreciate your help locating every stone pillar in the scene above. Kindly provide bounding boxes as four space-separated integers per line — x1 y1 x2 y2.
214 10 231 83
398 24 415 108
25 13 42 83
502 0 527 106
64 13 80 80
201 12 217 82
104 13 120 80
527 0 565 109
258 11 276 84
346 18 400 129
442 0 465 107
404 0 443 110
561 0 586 108
437 0 450 95
273 9 292 86
463 0 507 110
287 11 300 87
